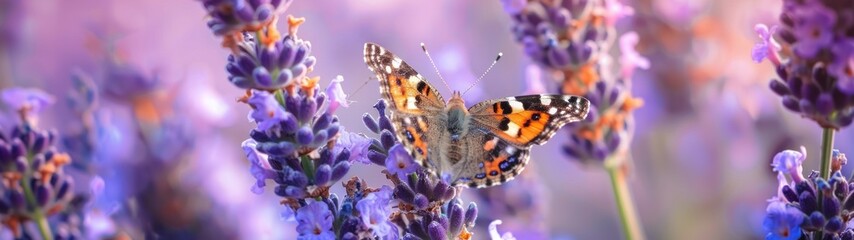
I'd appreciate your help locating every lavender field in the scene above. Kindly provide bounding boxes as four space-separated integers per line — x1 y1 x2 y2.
0 0 852 239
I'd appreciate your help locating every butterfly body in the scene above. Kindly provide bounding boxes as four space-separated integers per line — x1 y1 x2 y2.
364 43 590 188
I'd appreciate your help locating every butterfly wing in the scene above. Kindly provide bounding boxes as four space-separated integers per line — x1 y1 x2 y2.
451 128 531 188
451 94 589 188
468 94 589 146
363 43 446 167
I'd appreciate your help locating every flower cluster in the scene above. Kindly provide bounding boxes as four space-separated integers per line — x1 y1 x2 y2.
201 0 293 37
503 0 636 95
239 75 351 198
562 80 642 165
503 0 646 165
388 170 478 240
202 0 489 238
361 100 420 175
503 0 645 238
763 147 854 239
226 16 317 90
363 100 480 239
753 0 854 129
0 88 74 238
284 177 396 239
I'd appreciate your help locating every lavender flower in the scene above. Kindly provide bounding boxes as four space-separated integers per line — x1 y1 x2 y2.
764 148 854 239
225 16 317 90
763 200 804 240
334 129 374 164
246 89 290 132
200 0 293 36
789 3 835 59
752 24 781 65
243 83 342 159
619 32 649 81
325 75 349 114
241 139 277 194
388 170 477 239
356 186 394 237
385 144 419 178
1 87 55 115
0 89 74 238
295 200 335 239
754 0 854 129
771 146 806 183
562 81 642 164
504 0 607 70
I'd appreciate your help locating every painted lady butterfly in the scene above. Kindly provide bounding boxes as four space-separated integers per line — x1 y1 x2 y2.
363 43 590 188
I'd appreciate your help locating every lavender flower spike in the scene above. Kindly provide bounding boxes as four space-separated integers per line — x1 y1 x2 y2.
754 0 854 129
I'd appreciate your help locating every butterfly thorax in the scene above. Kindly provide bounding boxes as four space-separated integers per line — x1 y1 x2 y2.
445 91 470 142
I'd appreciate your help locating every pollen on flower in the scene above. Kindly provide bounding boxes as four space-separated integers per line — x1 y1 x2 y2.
578 64 600 85
38 164 57 183
621 96 643 112
237 90 252 104
2 172 21 185
51 153 72 165
287 15 306 37
260 18 282 48
561 65 600 95
301 76 320 97
221 32 247 53
132 97 162 124
458 227 472 240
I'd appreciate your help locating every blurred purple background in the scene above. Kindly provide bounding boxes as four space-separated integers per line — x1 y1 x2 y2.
1 0 848 239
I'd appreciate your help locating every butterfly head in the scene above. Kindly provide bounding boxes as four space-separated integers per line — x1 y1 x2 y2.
446 91 469 141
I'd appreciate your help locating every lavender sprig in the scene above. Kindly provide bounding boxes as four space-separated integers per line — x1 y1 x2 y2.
503 0 646 238
753 0 854 129
0 88 74 240
763 147 854 239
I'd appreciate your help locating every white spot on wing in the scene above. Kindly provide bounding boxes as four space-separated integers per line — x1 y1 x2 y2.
408 76 421 84
504 122 520 137
540 98 551 105
508 101 524 112
406 97 418 109
505 146 516 154
392 57 402 68
548 108 557 114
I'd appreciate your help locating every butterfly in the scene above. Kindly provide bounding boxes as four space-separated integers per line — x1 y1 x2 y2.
363 43 590 188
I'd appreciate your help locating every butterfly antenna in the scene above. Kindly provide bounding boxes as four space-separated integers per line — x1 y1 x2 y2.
421 42 453 93
463 52 502 95
346 76 375 97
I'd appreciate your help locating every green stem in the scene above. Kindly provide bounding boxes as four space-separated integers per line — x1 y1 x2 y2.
21 156 53 240
819 128 835 180
815 128 834 240
606 163 644 240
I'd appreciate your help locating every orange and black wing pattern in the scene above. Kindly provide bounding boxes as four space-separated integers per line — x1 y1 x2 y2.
468 94 589 146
